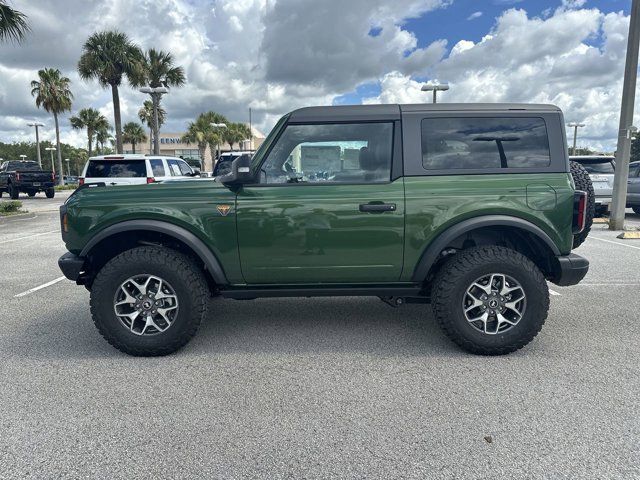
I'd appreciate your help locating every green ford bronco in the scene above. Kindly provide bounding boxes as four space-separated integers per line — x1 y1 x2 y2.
59 103 592 356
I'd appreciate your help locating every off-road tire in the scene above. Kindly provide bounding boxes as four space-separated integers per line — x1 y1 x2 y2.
432 246 549 355
570 160 594 249
633 206 640 215
45 188 55 198
9 184 19 199
90 246 208 356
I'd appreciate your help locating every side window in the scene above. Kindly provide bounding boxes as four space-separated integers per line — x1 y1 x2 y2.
177 160 193 175
421 117 551 170
149 159 165 177
630 164 640 178
259 122 393 184
167 159 182 176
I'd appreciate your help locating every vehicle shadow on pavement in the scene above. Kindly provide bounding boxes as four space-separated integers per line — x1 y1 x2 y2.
2 296 473 359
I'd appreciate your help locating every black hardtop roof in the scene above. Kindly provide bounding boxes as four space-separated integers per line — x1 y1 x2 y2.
288 103 561 122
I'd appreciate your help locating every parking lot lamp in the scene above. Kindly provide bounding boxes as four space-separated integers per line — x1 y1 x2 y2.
421 83 449 103
567 122 585 155
139 86 169 155
65 158 70 177
210 123 227 163
19 154 27 161
45 147 56 175
27 121 45 168
610 0 640 230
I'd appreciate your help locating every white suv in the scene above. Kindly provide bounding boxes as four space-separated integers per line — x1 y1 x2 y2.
80 155 198 186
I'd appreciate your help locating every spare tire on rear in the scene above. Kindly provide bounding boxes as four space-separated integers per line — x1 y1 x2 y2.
570 160 595 249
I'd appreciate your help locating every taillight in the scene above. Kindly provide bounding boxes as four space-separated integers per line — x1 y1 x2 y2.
51 172 55 181
78 178 84 186
15 172 20 181
573 191 587 234
146 177 155 184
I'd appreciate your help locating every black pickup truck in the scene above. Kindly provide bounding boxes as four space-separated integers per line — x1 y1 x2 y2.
0 160 56 199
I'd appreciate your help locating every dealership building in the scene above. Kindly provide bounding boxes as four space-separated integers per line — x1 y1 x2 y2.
123 126 265 171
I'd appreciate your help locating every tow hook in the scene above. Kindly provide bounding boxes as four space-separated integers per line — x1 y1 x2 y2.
380 296 405 308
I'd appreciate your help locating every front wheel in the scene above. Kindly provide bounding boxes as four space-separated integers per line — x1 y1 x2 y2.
90 246 208 356
432 246 549 355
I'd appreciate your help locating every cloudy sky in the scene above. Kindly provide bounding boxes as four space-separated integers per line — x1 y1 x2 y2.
0 0 633 151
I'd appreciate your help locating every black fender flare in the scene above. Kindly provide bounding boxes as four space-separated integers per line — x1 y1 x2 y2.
80 219 228 284
411 215 561 282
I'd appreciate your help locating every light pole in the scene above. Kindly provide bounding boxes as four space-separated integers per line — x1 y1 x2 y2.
139 86 169 155
610 0 640 230
210 122 227 167
567 122 585 155
27 121 45 168
65 158 70 177
45 147 56 175
421 82 449 103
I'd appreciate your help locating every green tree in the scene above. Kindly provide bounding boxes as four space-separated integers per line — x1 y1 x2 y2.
138 48 185 154
122 121 147 154
138 99 165 154
70 107 109 157
0 0 29 43
223 122 252 151
182 112 227 172
30 68 73 185
77 30 143 154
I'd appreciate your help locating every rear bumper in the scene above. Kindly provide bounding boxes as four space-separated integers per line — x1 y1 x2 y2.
552 253 589 286
14 181 55 190
58 252 85 281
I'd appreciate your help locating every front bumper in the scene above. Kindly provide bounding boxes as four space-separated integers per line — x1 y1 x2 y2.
58 252 85 281
552 253 589 286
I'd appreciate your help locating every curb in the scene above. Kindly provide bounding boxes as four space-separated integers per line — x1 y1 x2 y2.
0 212 36 222
592 218 609 224
616 231 640 239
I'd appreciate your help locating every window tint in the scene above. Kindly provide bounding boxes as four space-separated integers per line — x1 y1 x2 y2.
260 122 393 184
577 160 615 174
629 164 640 177
177 160 193 175
149 159 165 177
167 159 183 176
86 160 146 178
421 117 551 170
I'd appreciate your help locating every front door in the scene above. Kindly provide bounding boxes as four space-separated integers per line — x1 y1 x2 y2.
236 121 404 284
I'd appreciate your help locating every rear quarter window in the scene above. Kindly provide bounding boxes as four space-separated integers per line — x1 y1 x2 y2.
421 117 551 171
86 160 147 178
576 161 615 174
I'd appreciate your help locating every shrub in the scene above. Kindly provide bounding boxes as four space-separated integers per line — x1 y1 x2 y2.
0 201 23 213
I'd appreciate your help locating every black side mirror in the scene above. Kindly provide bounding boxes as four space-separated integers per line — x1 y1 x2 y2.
220 154 253 185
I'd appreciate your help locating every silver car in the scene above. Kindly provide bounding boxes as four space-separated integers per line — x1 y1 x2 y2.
570 155 615 215
628 161 640 215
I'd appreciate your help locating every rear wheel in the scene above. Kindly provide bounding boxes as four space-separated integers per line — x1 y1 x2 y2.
570 160 594 249
27 191 36 197
432 246 549 355
9 184 19 199
90 246 208 356
45 188 54 198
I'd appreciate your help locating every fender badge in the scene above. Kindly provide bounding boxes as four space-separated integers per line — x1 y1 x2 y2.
217 204 232 216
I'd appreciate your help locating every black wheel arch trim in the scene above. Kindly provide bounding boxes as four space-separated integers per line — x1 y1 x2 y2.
79 220 228 284
411 215 561 282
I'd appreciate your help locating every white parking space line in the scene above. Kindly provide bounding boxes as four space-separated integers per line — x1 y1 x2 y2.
0 230 58 245
549 289 561 296
14 276 66 297
589 236 640 250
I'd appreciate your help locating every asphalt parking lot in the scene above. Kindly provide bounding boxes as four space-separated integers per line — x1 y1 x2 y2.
1 192 639 479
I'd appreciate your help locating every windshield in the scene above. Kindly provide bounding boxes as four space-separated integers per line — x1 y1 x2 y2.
86 160 146 178
6 161 41 171
250 113 291 176
575 159 615 174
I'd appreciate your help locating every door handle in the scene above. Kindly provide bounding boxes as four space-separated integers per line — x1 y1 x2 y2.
359 202 396 213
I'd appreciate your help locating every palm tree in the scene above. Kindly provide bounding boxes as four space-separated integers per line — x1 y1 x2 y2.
205 112 228 164
95 125 112 154
223 122 252 151
138 99 165 154
77 30 143 154
139 48 185 154
122 122 147 154
0 1 29 43
70 107 109 157
182 112 227 172
31 68 73 185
